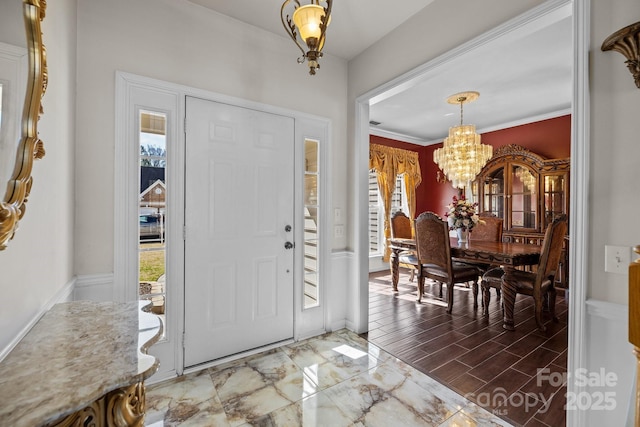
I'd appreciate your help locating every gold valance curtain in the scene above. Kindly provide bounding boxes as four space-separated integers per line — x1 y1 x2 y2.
369 144 422 261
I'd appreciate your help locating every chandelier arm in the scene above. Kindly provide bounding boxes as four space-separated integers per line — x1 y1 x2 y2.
316 0 332 53
281 0 308 60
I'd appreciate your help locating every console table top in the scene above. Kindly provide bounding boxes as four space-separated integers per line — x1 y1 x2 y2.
0 300 162 426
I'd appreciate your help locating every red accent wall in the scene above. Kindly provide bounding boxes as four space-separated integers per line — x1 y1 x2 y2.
370 115 571 218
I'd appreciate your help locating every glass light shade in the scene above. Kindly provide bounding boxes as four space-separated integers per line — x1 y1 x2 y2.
433 124 493 189
292 4 329 44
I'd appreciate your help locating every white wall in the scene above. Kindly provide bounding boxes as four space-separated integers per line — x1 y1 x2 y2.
590 0 640 304
74 0 349 278
585 0 640 424
0 0 77 355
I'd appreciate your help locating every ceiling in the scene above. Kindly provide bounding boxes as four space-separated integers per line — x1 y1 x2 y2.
187 1 573 145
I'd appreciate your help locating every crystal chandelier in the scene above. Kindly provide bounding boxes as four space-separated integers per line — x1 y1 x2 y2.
281 0 332 75
433 92 493 189
515 166 536 192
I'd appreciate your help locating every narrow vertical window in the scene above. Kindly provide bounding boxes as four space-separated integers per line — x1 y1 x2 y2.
368 171 406 255
304 139 320 308
138 110 167 327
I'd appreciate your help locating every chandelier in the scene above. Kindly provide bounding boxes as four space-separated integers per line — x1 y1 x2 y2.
515 166 536 192
433 91 493 189
281 0 332 75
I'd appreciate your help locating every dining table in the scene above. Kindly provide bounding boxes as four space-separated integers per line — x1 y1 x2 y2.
389 237 542 331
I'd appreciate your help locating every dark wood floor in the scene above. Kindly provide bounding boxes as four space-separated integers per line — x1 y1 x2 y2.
362 269 568 427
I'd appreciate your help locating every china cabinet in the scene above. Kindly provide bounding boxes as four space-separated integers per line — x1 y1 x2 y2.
472 144 570 288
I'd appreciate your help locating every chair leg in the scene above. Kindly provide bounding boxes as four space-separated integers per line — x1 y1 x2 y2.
481 281 491 316
410 269 415 282
473 280 479 310
417 274 424 303
496 288 501 299
438 282 443 298
446 282 454 314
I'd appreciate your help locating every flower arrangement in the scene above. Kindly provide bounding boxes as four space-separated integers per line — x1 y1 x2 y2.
445 195 481 231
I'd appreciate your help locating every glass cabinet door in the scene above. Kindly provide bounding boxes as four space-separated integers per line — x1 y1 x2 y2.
511 165 537 230
483 167 504 218
543 173 566 228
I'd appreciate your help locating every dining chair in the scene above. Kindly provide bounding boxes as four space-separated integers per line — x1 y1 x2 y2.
468 212 504 307
481 214 568 331
390 210 417 282
414 212 480 313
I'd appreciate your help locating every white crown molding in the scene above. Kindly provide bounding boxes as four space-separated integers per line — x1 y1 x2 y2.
372 107 572 147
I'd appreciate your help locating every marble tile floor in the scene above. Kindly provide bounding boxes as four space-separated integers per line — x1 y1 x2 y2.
146 328 513 426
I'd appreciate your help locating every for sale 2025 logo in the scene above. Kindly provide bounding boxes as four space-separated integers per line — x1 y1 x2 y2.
538 367 618 411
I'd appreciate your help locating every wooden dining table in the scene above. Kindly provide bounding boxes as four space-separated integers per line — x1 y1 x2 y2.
389 237 542 331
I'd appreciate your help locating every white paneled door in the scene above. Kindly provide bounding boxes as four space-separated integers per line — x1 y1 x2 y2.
184 97 295 367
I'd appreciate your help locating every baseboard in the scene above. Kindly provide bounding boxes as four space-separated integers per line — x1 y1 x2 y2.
74 273 115 301
329 319 347 332
0 277 76 361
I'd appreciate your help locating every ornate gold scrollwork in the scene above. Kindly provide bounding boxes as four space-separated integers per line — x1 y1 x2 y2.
106 382 146 427
0 0 47 250
46 401 103 427
46 382 146 427
601 21 640 89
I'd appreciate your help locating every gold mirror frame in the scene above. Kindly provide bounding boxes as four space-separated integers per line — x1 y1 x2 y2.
0 0 47 250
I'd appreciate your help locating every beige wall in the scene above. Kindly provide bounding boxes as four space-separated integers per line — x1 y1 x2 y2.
590 0 640 304
74 0 349 275
0 0 77 353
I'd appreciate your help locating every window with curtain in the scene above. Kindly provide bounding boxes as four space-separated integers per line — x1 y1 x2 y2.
369 171 407 255
369 143 422 261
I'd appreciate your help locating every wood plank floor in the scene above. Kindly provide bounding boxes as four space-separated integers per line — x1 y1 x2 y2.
362 269 568 427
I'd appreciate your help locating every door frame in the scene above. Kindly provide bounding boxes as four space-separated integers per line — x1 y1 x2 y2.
115 72 331 381
352 1 589 426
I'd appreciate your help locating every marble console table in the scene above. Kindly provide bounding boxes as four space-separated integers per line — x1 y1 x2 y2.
0 301 162 427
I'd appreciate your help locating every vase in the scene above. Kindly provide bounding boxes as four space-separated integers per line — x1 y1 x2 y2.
456 228 468 244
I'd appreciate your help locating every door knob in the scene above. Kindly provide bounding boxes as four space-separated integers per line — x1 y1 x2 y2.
285 225 292 232
284 241 294 249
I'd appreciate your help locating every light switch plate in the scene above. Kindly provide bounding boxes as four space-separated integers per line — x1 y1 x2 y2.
605 245 631 274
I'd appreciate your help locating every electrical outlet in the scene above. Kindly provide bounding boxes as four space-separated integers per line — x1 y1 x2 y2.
605 245 631 274
334 208 342 222
334 224 344 238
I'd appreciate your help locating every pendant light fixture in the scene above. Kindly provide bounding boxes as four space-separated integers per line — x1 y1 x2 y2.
281 0 332 75
433 91 493 189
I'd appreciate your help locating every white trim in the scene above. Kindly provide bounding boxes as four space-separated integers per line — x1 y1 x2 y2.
369 128 429 145
73 273 114 301
74 273 113 288
372 107 572 147
0 277 75 362
182 338 296 376
566 0 589 425
115 71 333 375
354 101 370 334
365 0 572 106
586 299 628 322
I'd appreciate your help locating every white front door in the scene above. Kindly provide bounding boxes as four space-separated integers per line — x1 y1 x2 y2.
183 96 295 367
